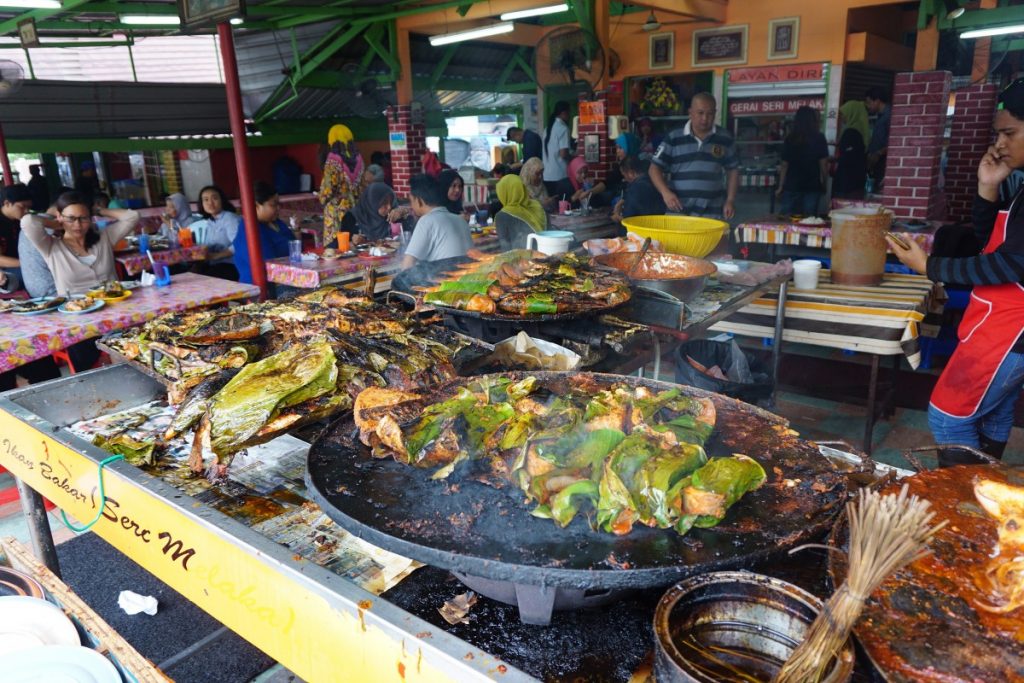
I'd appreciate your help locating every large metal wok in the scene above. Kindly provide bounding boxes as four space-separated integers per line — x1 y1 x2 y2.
593 252 717 303
307 372 846 617
828 464 1024 682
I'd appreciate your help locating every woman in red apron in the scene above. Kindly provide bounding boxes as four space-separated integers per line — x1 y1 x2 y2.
888 79 1024 460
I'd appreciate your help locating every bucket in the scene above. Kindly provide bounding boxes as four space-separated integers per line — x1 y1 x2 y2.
653 571 854 683
829 207 892 286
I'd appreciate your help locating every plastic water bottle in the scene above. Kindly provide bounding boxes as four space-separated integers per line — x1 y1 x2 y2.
138 233 150 254
865 177 875 194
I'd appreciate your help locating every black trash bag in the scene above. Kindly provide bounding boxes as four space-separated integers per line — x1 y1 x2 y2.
674 339 773 406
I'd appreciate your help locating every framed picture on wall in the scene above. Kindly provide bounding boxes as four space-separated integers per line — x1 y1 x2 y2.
768 17 800 60
649 32 674 71
692 25 748 67
584 134 600 163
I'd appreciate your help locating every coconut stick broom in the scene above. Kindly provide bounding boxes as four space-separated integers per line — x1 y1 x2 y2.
773 484 947 683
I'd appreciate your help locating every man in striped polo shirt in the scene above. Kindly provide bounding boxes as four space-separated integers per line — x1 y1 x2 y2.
650 92 740 219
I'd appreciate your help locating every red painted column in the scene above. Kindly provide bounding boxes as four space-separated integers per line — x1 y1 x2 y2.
217 22 266 299
0 122 13 186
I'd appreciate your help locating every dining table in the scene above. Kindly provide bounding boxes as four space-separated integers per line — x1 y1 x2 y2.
0 273 260 373
115 244 209 277
734 217 939 258
265 233 502 292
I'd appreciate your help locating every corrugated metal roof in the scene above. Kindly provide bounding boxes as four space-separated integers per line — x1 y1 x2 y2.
0 79 229 138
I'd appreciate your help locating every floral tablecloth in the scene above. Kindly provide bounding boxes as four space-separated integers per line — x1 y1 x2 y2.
734 220 937 254
266 234 501 289
116 245 209 276
0 273 259 373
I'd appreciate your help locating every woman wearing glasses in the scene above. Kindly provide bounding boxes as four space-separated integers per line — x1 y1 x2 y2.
887 79 1024 464
21 190 139 295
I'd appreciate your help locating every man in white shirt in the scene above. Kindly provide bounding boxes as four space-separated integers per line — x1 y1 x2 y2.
542 100 572 195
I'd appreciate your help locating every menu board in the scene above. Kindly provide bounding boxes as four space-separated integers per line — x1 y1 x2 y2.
693 25 748 67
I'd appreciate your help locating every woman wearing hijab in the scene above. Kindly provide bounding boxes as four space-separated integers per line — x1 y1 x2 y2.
437 169 467 217
161 192 196 233
833 101 870 199
340 182 412 243
319 124 364 247
600 132 640 208
636 118 662 160
495 175 547 251
553 157 606 207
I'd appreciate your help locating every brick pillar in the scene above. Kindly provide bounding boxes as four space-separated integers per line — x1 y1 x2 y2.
387 104 427 198
945 83 998 223
882 70 952 221
576 92 612 186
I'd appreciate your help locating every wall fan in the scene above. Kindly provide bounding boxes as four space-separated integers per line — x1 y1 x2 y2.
532 26 605 97
0 60 25 98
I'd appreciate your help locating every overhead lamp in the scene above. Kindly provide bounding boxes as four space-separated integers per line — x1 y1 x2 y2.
500 3 569 21
943 0 965 21
229 17 243 25
429 21 513 46
960 24 1024 39
120 14 181 26
0 0 60 8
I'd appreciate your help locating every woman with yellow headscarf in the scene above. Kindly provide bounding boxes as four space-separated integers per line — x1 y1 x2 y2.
495 175 548 251
319 124 365 246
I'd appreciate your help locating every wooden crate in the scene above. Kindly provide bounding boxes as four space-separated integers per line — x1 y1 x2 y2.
0 536 171 682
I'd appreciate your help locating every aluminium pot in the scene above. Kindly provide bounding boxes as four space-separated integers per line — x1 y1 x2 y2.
653 570 854 683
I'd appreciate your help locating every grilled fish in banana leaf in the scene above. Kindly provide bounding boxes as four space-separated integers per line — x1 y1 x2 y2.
207 340 338 458
93 433 156 466
673 454 767 535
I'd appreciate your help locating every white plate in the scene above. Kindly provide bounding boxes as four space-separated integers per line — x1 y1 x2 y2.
0 596 80 656
0 644 120 683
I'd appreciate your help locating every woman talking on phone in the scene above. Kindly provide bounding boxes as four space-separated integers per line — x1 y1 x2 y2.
887 79 1024 461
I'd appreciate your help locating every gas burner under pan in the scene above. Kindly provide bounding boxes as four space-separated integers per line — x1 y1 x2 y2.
452 572 633 625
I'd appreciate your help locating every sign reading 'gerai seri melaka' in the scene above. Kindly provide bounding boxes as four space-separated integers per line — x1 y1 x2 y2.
727 63 827 84
729 98 825 116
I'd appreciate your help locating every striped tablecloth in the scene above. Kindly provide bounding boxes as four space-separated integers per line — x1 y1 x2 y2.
710 271 939 369
734 221 937 254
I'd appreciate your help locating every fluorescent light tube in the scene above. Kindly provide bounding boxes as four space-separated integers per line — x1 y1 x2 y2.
500 4 569 21
120 14 181 25
0 0 60 8
429 22 513 46
961 24 1024 39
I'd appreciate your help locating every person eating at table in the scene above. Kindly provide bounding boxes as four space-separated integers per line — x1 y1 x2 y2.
552 157 606 208
233 181 298 286
437 169 468 219
886 77 1024 463
612 156 666 223
21 191 140 371
519 157 557 213
494 175 547 251
161 192 197 233
195 185 240 280
0 183 32 271
392 174 473 293
340 182 411 244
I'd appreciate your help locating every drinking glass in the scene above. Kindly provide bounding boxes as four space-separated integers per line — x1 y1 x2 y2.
289 240 303 263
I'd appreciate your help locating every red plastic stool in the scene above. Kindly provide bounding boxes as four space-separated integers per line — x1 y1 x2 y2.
0 466 56 510
52 350 110 375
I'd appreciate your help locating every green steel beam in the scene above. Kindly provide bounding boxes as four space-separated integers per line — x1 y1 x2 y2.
513 50 534 82
938 5 1024 30
364 24 399 74
354 44 377 80
297 71 391 88
430 44 458 87
496 46 524 88
74 3 178 15
295 22 363 79
298 70 534 94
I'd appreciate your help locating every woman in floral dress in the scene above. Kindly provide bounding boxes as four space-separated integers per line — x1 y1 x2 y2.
319 124 365 246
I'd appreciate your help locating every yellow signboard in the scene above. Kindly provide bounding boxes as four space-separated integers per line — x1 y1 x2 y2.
0 411 499 682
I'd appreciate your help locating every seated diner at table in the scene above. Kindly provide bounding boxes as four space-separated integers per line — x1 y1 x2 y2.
437 169 469 219
21 191 140 371
161 192 197 233
494 175 547 251
599 133 639 207
552 157 606 208
0 183 33 271
340 182 412 244
519 157 557 212
194 184 240 280
612 156 666 223
392 174 473 293
233 181 298 286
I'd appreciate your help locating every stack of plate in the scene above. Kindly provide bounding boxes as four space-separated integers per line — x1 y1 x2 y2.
0 568 121 682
